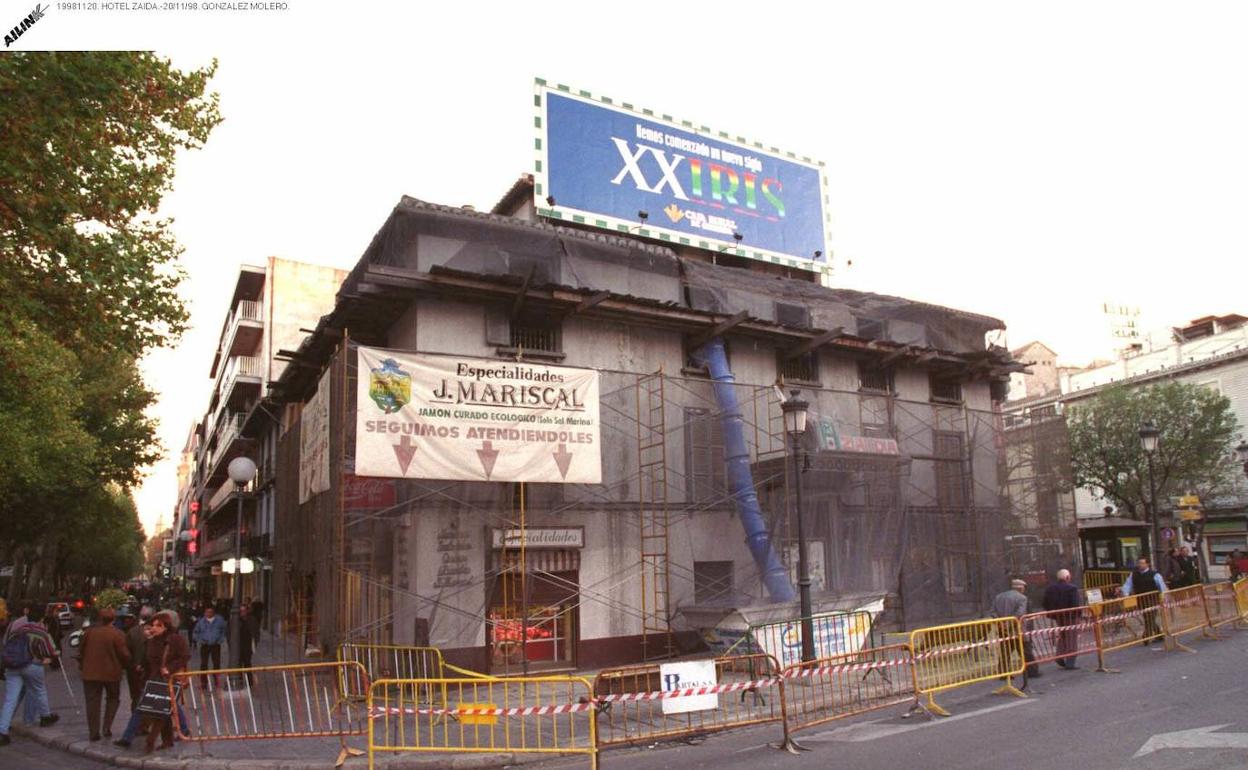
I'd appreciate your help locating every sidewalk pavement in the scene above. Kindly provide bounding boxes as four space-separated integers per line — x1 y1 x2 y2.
5 630 524 770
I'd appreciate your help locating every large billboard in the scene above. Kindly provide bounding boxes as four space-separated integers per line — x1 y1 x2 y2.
534 81 830 272
355 347 601 484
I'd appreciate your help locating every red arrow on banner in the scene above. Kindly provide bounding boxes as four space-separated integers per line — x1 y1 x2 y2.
552 443 573 479
392 435 417 474
477 440 499 479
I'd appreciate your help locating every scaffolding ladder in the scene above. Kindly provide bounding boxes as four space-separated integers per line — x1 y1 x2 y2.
637 371 672 660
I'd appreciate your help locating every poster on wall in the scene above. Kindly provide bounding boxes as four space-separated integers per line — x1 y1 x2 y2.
659 659 718 715
535 81 830 271
754 598 885 669
298 368 332 503
355 347 601 483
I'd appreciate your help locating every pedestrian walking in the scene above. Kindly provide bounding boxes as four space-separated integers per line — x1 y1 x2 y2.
992 578 1040 678
120 608 147 709
1042 569 1083 669
1121 556 1167 645
239 605 259 676
114 611 190 753
1176 546 1199 587
0 605 60 747
77 607 130 741
191 606 226 674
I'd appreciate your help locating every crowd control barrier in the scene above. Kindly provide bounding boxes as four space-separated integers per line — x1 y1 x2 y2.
1235 579 1248 626
908 617 1025 717
593 654 781 747
368 675 597 769
1082 570 1129 596
1160 585 1213 652
1020 607 1099 669
1202 582 1240 632
338 643 446 706
172 661 370 765
1089 591 1164 667
776 643 917 751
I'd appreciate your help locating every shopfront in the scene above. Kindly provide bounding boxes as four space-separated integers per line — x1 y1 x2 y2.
487 528 582 674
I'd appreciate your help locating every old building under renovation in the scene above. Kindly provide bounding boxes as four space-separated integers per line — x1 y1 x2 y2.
258 184 1063 673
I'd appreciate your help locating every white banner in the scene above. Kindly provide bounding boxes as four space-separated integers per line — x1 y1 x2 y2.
659 660 718 715
299 368 332 503
355 348 601 483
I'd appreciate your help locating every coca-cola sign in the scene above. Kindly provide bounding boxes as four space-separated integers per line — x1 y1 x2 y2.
343 474 396 511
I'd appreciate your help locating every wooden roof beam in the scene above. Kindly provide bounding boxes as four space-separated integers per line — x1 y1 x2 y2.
688 310 751 351
781 327 844 360
509 264 536 321
572 291 611 315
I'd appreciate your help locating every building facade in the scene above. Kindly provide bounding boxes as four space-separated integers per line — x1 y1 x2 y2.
172 258 347 621
265 190 1023 671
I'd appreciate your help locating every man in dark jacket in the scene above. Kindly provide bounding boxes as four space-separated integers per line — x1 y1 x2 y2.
1042 569 1083 669
1122 556 1168 645
77 607 131 741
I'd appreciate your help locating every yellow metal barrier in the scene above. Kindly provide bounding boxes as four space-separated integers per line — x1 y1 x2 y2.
1235 578 1248 626
1083 570 1130 596
1161 585 1213 651
1090 591 1164 664
909 617 1025 717
368 676 597 769
777 643 917 751
593 654 781 747
1202 582 1240 632
338 643 445 705
172 661 369 764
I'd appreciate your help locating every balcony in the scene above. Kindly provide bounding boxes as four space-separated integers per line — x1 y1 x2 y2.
210 300 264 378
199 533 237 562
216 355 264 411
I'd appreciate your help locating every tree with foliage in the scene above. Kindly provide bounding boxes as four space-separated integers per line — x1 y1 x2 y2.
1067 382 1241 571
0 52 220 600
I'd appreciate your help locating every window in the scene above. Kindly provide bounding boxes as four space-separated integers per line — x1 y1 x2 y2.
777 350 819 384
510 316 560 353
684 408 725 504
933 431 966 510
857 362 894 393
929 375 963 403
774 302 811 328
855 317 888 341
1209 535 1248 565
694 561 734 604
944 554 973 594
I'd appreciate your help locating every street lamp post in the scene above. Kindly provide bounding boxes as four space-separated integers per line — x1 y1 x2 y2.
781 390 814 663
226 456 257 670
1139 422 1161 562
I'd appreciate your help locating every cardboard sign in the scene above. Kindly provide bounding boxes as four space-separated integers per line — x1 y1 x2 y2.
1085 588 1103 605
136 679 182 717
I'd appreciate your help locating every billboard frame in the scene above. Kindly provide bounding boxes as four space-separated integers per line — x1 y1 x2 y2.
532 78 833 278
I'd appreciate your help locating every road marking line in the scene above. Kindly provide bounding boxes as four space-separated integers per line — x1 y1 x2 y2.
803 698 1037 743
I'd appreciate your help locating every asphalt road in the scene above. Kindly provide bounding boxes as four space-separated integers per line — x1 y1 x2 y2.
543 629 1248 770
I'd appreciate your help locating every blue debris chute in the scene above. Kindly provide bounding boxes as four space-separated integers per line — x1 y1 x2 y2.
692 337 796 603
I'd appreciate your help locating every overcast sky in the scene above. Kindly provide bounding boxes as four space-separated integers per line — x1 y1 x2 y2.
18 1 1248 535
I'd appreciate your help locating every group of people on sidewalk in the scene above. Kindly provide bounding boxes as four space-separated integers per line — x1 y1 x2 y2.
1 595 265 755
992 555 1180 678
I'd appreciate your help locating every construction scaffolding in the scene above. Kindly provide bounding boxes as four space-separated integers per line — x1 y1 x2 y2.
273 343 1067 668
265 196 1059 669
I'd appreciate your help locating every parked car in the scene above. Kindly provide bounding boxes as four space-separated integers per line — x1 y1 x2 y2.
46 602 73 630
